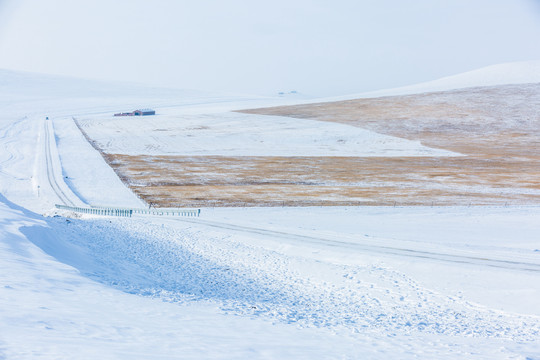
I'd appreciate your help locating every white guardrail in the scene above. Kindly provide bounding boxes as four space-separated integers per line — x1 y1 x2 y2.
55 204 200 218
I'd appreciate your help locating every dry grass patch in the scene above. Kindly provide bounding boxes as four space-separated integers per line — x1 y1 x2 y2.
103 154 540 207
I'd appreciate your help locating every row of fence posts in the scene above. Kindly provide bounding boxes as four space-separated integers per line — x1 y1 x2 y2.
55 205 200 218
131 208 200 217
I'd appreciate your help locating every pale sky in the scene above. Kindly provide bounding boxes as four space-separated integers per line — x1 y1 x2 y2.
1 0 540 96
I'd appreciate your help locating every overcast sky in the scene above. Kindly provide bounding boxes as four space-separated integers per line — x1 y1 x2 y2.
1 0 540 96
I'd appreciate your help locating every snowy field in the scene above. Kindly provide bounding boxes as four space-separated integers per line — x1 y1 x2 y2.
75 111 456 157
1 66 540 359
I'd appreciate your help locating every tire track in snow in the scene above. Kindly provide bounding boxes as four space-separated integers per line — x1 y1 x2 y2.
169 217 540 273
43 119 76 207
0 117 28 180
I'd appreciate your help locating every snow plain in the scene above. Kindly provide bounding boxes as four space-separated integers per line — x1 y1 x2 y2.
1 65 540 359
75 111 456 157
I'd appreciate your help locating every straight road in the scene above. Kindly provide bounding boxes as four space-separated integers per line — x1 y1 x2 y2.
43 118 78 207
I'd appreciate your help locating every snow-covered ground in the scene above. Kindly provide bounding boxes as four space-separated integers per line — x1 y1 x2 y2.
0 197 372 359
3 198 540 359
75 111 456 157
1 66 540 359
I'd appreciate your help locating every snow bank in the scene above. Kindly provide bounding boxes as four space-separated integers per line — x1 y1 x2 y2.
0 195 369 359
3 192 540 358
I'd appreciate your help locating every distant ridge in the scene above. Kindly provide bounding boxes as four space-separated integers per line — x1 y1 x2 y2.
0 68 215 100
321 61 540 101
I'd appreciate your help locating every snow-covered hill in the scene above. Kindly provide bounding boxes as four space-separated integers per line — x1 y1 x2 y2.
0 68 283 118
321 60 540 101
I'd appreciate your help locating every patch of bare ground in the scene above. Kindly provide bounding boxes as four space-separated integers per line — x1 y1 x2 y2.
103 154 540 207
92 83 540 207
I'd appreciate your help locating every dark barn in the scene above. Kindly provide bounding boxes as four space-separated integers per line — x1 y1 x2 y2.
133 109 156 116
114 109 156 117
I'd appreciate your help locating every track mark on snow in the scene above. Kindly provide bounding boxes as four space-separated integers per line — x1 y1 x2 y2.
170 217 540 273
43 119 76 206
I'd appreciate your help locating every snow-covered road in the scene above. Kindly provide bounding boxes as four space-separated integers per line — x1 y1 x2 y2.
166 214 540 273
42 118 81 207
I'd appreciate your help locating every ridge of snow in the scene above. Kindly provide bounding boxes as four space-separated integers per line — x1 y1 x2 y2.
315 61 540 102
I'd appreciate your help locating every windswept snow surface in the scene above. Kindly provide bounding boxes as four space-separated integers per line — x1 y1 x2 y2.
0 196 370 359
1 68 540 358
2 196 540 359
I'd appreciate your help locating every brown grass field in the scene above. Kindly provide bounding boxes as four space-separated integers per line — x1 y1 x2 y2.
96 83 540 207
